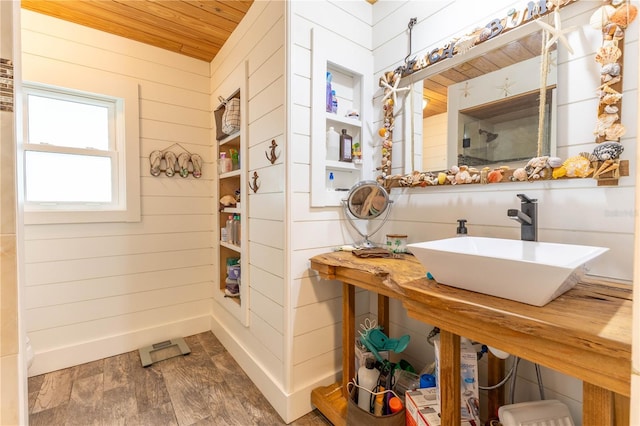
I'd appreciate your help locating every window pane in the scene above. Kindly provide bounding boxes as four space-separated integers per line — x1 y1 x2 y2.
25 152 112 203
27 94 110 150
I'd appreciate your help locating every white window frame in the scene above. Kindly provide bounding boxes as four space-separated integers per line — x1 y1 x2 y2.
22 80 140 224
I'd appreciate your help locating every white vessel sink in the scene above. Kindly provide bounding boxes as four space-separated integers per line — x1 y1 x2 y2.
407 237 608 306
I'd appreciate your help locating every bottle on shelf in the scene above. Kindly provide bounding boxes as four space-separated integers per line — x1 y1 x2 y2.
331 90 338 114
328 172 334 191
326 126 340 161
226 215 234 244
230 148 239 170
326 72 333 113
233 214 241 246
339 129 353 162
352 141 362 164
219 152 232 174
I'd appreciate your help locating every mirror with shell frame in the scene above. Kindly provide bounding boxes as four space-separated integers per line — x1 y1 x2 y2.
381 1 632 188
415 29 557 173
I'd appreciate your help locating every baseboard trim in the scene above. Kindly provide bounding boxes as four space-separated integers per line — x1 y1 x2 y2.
209 313 340 423
28 315 211 376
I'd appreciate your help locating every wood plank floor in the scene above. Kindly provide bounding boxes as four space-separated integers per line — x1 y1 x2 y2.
28 332 332 425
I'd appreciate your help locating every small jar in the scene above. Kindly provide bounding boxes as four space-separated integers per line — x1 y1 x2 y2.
386 234 408 253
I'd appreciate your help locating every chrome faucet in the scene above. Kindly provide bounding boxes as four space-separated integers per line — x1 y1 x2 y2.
507 193 537 241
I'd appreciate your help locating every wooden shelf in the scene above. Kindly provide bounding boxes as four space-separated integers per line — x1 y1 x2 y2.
310 382 346 426
326 113 362 128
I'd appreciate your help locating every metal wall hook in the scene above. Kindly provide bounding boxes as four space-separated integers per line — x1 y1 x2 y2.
249 171 260 193
265 139 279 164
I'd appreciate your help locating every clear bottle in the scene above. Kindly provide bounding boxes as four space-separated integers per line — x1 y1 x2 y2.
234 214 241 246
331 90 338 114
357 358 378 413
328 172 335 191
339 129 352 162
226 215 234 244
326 127 340 161
219 152 232 174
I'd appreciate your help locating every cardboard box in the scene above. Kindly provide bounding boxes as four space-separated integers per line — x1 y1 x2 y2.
405 388 437 426
433 337 480 425
406 388 475 426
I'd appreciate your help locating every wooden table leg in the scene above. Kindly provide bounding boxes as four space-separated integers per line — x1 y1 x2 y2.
583 382 613 426
342 283 355 399
440 330 461 426
378 294 389 334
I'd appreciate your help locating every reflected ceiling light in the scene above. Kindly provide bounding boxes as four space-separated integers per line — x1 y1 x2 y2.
422 98 429 110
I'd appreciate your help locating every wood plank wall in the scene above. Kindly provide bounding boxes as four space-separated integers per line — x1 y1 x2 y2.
21 9 214 375
288 1 373 419
208 0 291 421
371 1 638 424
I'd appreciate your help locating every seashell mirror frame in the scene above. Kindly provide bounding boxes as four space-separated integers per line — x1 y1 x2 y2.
377 0 634 189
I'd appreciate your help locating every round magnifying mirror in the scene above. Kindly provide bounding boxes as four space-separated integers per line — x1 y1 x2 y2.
342 180 393 247
346 180 390 219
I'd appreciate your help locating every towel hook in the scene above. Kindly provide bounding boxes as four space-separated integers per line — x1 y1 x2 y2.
249 171 260 193
265 139 279 164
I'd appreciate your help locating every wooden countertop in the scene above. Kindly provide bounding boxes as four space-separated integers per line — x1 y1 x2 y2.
310 251 427 299
310 251 632 396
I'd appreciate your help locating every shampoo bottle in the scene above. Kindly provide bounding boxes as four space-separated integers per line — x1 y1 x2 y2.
339 129 353 162
326 127 340 161
326 72 333 113
357 358 378 413
331 90 338 114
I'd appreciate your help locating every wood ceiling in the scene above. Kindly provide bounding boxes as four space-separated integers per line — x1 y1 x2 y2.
423 31 551 118
21 1 254 62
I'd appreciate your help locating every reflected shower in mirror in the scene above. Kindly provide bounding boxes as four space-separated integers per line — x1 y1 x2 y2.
414 30 557 172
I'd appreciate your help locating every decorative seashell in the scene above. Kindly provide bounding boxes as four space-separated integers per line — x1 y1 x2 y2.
602 23 625 41
512 167 527 182
601 93 623 105
610 4 638 28
604 123 626 141
455 35 475 55
590 5 616 29
563 155 593 178
487 169 503 183
578 151 597 162
547 156 563 168
593 141 624 161
601 62 621 77
454 170 472 184
594 112 619 136
599 75 621 88
477 27 492 43
604 105 619 114
595 45 622 65
552 166 566 179
526 156 549 168
219 194 237 207
449 165 460 174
